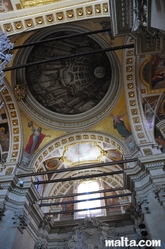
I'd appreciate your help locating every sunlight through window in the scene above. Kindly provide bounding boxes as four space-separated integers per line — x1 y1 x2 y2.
75 180 106 219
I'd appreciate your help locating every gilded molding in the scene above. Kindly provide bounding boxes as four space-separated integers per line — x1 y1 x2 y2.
129 92 135 97
1 81 22 164
131 109 138 115
135 125 141 131
29 132 129 171
0 1 110 34
127 83 134 89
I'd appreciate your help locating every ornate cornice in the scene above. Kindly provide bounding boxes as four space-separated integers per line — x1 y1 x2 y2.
124 154 165 192
0 0 109 35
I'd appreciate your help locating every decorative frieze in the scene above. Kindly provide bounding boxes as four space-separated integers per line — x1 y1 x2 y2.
131 171 148 182
145 162 165 170
0 1 109 34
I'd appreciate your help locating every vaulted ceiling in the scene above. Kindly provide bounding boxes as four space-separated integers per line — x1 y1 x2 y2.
1 1 165 221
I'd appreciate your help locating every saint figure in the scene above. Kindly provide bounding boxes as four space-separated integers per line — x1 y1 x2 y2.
25 122 50 154
110 113 131 139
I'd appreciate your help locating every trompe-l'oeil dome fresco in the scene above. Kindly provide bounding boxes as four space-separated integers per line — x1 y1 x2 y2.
14 23 121 131
26 32 111 115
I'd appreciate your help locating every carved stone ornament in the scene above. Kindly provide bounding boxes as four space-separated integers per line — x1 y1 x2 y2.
153 184 165 205
39 216 51 230
67 216 116 249
12 209 30 233
13 83 27 101
132 0 148 32
143 148 152 156
0 202 6 220
0 32 13 85
34 240 48 249
124 206 140 221
135 196 150 215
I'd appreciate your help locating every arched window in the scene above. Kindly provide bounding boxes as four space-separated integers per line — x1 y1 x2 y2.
74 180 106 219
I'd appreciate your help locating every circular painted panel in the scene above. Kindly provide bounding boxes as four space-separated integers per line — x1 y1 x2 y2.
14 24 121 131
25 31 111 115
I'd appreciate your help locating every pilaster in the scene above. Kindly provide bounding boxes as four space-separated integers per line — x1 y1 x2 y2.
124 154 165 248
0 174 47 249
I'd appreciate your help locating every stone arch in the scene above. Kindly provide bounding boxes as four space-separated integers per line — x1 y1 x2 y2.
29 131 131 171
0 79 23 174
29 131 132 218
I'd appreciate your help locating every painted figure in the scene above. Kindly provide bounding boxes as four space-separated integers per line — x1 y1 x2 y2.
110 113 131 139
25 121 50 154
150 55 165 88
0 126 9 151
152 72 165 88
0 1 8 12
156 136 165 153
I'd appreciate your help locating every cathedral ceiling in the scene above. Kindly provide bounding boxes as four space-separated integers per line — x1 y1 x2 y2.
1 10 165 221
1 17 165 170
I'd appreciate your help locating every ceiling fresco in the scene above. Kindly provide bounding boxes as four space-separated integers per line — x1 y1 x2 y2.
2 18 164 171
28 131 129 172
62 142 104 166
139 53 165 153
0 0 69 11
1 11 165 227
13 21 121 131
140 53 165 93
0 0 165 233
154 94 165 153
25 31 111 115
0 0 13 12
1 18 164 169
42 143 123 169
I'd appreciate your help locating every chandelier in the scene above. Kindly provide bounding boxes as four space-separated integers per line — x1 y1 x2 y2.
0 31 13 86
